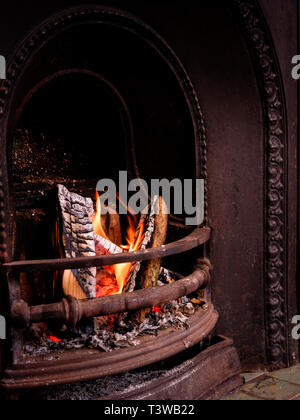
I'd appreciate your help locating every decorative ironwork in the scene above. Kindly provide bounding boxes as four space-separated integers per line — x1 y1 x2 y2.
0 166 7 265
235 0 288 369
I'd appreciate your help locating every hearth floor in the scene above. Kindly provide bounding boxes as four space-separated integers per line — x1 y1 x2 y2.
222 364 300 400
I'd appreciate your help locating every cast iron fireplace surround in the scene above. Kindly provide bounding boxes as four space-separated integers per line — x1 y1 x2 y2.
0 0 298 394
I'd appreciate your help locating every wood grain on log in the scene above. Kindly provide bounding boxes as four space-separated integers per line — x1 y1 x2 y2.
107 214 122 246
98 209 123 246
62 270 87 300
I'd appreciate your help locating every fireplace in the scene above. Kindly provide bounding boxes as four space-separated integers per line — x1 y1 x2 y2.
0 0 298 400
0 5 245 399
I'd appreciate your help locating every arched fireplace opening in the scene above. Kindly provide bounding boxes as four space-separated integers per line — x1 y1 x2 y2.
0 6 241 398
8 19 198 308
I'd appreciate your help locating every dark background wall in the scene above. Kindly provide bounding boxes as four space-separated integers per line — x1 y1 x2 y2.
0 0 298 369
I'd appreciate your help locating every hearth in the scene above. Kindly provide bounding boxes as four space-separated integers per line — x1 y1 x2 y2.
18 336 241 401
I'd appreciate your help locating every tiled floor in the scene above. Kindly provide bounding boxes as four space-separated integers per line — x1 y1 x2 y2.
222 365 300 400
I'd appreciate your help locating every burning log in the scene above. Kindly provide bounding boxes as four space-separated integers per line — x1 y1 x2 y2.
62 270 88 300
123 196 158 293
56 185 181 329
136 196 168 322
97 211 122 246
58 184 96 299
139 196 168 289
58 184 148 302
94 233 123 255
107 214 122 246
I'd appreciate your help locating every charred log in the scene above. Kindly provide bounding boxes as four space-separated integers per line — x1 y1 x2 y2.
137 196 168 322
124 196 158 293
58 184 96 298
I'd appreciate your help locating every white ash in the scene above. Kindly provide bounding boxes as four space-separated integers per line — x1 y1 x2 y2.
25 369 167 400
183 303 195 316
24 299 194 356
24 348 207 401
24 269 202 356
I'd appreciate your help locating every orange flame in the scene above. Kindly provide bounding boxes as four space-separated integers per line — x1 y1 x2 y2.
93 192 144 297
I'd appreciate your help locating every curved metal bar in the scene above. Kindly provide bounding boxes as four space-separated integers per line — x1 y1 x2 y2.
11 261 211 329
4 227 210 273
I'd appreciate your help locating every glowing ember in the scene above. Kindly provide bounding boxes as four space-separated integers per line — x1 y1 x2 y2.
93 191 144 298
152 306 163 314
95 270 119 297
49 336 63 343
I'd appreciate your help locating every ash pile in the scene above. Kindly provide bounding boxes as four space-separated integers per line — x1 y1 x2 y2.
24 270 206 355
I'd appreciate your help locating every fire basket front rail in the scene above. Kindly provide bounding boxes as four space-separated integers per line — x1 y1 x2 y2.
3 227 210 273
11 264 210 329
4 227 211 328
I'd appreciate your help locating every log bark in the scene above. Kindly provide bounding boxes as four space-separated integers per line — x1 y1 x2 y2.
136 196 168 322
58 184 96 298
139 196 168 289
124 196 158 293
